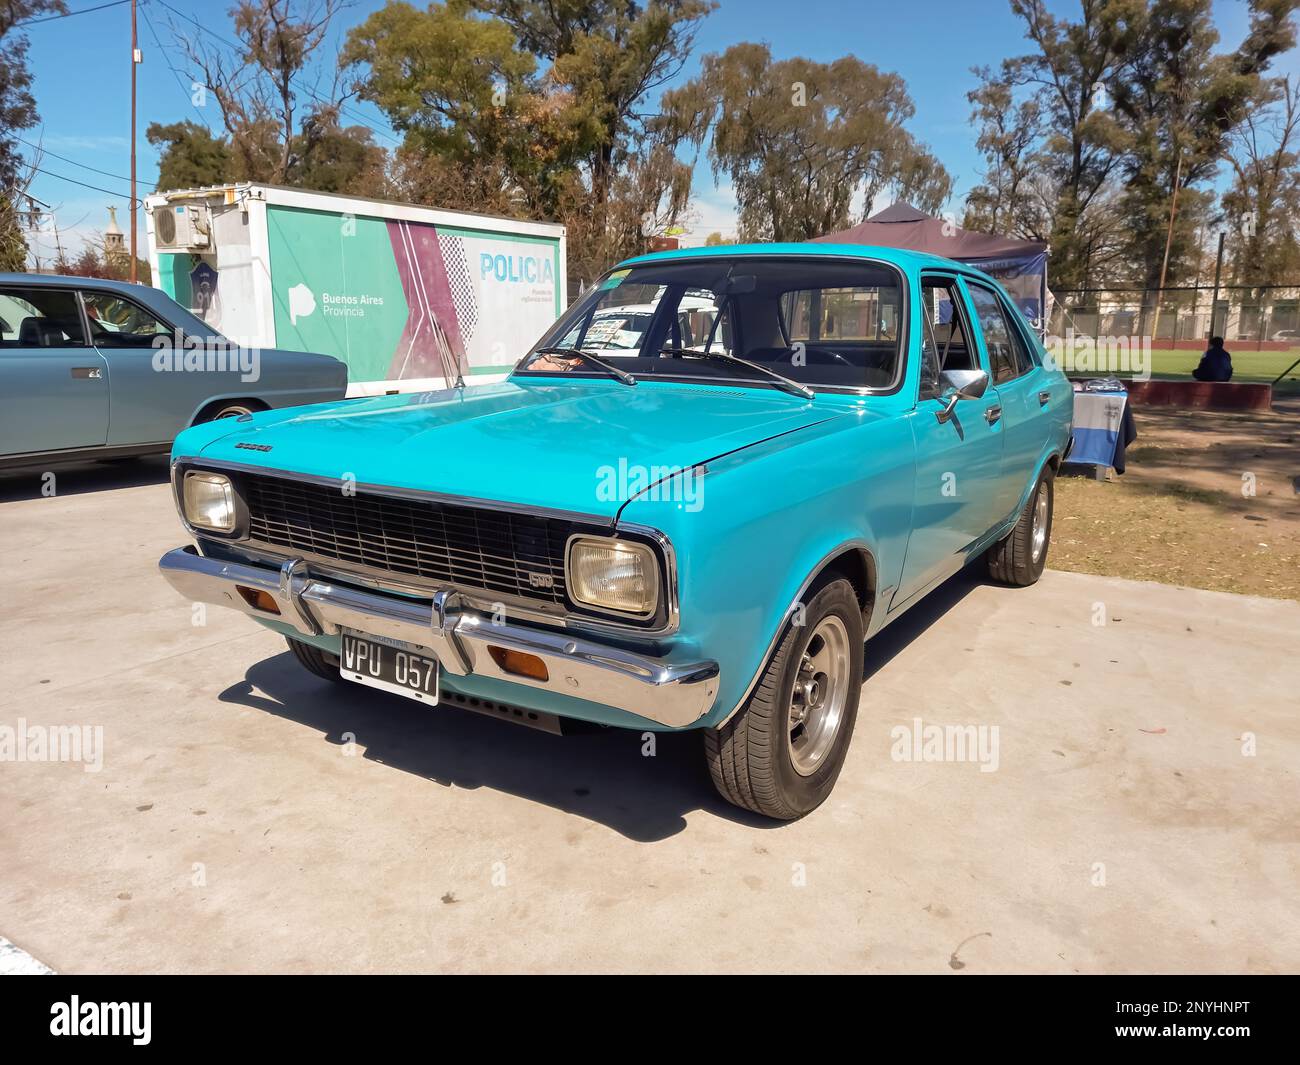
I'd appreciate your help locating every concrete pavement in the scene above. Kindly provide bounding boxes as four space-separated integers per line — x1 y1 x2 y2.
1 460 1297 973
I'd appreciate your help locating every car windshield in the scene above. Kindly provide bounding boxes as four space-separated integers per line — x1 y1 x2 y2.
518 256 904 391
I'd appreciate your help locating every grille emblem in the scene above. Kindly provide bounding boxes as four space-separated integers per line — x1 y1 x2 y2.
528 572 554 589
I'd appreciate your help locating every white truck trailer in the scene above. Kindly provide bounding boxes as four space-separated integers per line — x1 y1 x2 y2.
144 183 567 394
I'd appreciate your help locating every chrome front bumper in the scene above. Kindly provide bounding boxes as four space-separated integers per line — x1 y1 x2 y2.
159 546 720 728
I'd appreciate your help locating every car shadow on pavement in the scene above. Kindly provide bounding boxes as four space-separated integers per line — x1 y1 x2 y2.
0 456 170 501
219 651 775 843
216 568 989 843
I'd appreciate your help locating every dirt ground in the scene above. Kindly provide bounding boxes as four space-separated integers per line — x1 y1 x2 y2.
1052 398 1300 600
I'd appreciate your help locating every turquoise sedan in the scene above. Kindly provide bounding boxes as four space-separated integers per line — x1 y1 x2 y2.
0 273 347 468
158 244 1072 820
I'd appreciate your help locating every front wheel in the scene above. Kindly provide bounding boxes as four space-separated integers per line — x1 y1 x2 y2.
705 577 863 820
286 637 343 683
986 466 1054 586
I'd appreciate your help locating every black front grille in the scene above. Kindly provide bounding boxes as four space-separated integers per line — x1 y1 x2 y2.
242 474 571 605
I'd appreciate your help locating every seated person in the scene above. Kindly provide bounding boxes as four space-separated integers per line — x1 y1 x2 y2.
1193 337 1233 382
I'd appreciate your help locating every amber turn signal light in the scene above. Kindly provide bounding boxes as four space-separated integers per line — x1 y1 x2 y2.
236 586 281 615
487 646 549 681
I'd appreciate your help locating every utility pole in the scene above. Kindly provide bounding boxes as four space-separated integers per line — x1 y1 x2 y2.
1149 149 1184 346
130 0 139 283
1209 231 1225 340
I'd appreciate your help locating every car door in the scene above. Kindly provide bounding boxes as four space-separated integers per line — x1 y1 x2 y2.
0 285 108 458
961 278 1049 524
81 287 205 445
894 274 1006 606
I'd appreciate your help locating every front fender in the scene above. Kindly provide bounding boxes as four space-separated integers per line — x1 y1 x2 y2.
619 408 915 728
172 397 355 458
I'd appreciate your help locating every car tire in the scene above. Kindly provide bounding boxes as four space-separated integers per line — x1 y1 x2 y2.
197 400 263 423
704 576 863 821
986 466 1054 587
286 637 343 683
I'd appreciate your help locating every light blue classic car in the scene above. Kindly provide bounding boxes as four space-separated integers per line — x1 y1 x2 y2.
0 273 347 468
158 244 1072 820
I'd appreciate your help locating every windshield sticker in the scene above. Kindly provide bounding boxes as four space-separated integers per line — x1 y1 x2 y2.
600 270 630 290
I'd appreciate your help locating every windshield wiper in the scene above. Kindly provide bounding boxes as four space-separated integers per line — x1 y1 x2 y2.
526 346 637 386
660 348 813 400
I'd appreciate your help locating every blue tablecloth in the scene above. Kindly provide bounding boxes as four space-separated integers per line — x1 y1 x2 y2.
1068 390 1138 473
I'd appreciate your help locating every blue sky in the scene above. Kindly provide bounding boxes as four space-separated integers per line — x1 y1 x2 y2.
17 0 1298 261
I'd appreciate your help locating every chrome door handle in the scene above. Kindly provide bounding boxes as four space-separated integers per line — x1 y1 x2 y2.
1038 389 1052 405
984 405 1002 425
71 367 102 379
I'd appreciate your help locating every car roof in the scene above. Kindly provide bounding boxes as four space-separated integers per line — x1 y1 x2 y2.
615 242 992 278
0 272 152 293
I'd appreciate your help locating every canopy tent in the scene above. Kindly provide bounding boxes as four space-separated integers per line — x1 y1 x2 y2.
811 203 1049 330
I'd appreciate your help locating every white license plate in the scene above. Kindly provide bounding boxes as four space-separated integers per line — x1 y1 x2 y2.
338 629 439 704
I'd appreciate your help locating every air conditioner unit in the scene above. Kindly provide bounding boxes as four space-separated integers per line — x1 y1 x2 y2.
154 203 211 250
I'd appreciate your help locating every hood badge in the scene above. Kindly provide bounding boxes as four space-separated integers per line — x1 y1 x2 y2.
235 442 273 452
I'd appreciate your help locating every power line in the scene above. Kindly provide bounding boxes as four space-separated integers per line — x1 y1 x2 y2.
30 165 139 205
16 0 130 27
14 134 157 186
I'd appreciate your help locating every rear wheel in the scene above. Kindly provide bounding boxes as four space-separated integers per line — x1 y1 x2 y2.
986 466 1054 586
705 577 863 820
197 399 264 423
286 637 343 683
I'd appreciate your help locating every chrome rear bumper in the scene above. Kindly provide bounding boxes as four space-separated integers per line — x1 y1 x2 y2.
159 546 719 728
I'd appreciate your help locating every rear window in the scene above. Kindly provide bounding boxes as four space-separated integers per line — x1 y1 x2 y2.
781 286 898 343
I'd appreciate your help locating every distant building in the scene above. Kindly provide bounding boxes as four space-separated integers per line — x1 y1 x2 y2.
104 206 125 263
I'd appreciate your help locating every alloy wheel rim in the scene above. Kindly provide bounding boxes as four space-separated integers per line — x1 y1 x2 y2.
1031 482 1049 563
788 614 851 777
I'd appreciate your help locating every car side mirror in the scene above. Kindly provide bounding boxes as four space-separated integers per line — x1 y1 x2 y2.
935 368 989 424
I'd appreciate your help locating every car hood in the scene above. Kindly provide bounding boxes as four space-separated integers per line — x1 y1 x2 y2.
188 379 845 520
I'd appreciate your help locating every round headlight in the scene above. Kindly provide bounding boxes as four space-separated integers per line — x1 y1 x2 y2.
567 537 659 617
183 471 236 532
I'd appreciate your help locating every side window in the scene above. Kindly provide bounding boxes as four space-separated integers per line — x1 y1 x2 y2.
966 284 1019 385
919 277 973 397
82 291 171 348
0 287 85 348
1002 300 1039 374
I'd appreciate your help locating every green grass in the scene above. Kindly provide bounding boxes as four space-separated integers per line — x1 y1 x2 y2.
1076 346 1300 394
